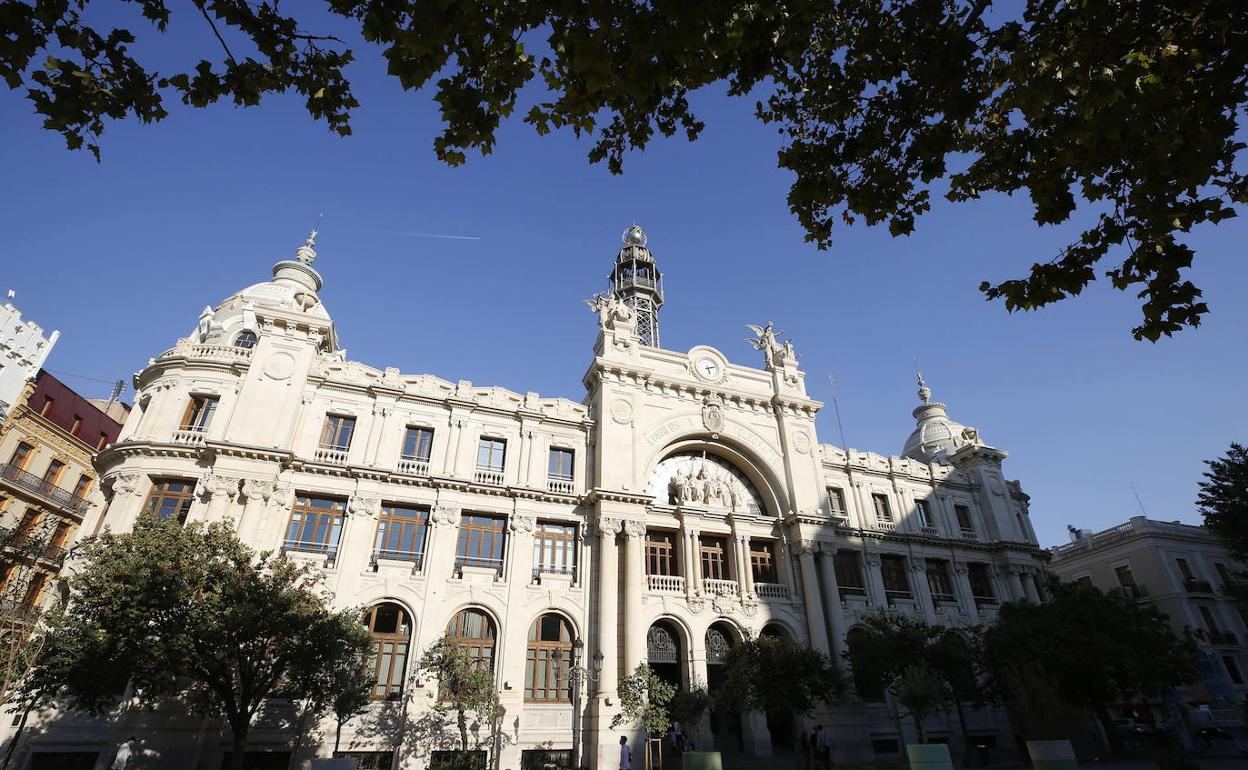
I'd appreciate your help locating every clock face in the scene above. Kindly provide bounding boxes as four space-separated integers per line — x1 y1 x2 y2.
696 357 721 379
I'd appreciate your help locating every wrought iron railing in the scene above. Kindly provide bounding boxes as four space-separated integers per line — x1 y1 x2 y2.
532 563 577 582
372 549 424 569
455 556 504 576
0 463 91 514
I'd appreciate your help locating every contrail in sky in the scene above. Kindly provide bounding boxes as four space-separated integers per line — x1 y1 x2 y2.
346 225 481 241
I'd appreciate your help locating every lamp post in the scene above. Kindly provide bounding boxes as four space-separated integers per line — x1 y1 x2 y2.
565 636 603 770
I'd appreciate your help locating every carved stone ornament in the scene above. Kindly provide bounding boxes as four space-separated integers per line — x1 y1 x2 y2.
687 594 707 614
348 494 381 519
623 520 647 538
793 431 811 455
109 473 144 498
609 398 634 425
199 474 239 501
240 479 275 503
509 514 536 534
431 504 460 528
863 553 882 567
793 539 820 557
267 484 294 510
596 516 624 537
712 593 737 616
648 453 762 515
701 396 725 435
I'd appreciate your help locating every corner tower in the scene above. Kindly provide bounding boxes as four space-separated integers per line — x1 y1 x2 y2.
609 225 664 347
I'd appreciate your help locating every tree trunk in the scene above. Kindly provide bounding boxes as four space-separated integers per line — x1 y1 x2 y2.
287 699 312 770
230 717 249 770
335 718 344 754
458 708 469 752
1092 703 1123 757
0 703 32 770
914 712 928 744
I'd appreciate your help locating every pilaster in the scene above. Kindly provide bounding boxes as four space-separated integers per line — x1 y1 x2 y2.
817 546 847 661
795 540 830 654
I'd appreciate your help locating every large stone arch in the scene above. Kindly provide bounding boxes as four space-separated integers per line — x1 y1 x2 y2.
642 435 790 517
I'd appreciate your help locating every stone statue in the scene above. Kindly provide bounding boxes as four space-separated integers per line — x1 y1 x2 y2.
745 322 783 366
585 292 636 333
728 484 741 512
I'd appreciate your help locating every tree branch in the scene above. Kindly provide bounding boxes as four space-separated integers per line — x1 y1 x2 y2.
195 2 237 65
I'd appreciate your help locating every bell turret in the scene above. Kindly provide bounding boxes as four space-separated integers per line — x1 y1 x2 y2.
609 225 664 347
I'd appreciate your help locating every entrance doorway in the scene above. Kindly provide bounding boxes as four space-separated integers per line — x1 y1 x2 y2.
705 622 744 751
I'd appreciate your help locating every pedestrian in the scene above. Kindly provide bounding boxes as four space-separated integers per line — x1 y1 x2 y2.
619 735 632 770
817 724 833 768
111 736 138 770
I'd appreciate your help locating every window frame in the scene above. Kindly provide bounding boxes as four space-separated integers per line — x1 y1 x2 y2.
373 504 429 566
915 499 933 527
455 514 507 572
645 530 677 576
10 442 34 470
872 493 892 523
319 414 357 452
447 608 497 671
476 437 507 471
233 329 259 349
749 539 777 584
834 551 866 595
880 555 911 598
401 426 435 462
533 521 577 578
547 447 574 481
283 495 347 559
827 486 847 516
699 535 730 581
142 479 197 525
180 395 219 432
365 603 411 701
525 613 574 702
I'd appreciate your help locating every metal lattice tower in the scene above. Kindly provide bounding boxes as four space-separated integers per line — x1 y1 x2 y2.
609 225 665 347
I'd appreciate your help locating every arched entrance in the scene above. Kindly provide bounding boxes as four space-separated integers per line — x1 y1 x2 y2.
705 622 743 751
647 620 684 689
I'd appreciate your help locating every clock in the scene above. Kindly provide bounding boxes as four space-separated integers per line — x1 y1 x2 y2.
694 357 722 381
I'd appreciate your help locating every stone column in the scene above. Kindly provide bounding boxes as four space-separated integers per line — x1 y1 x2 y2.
103 472 150 533
686 528 703 595
596 517 623 699
623 521 647 674
237 479 274 544
738 534 755 598
688 631 714 750
817 546 848 662
952 562 978 619
502 513 537 706
863 552 887 609
1020 568 1040 603
196 474 239 526
257 484 293 553
1007 567 1026 601
796 540 831 654
911 559 938 623
507 512 537 585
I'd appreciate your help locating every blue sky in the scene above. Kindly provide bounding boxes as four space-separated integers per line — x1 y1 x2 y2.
2 8 1244 548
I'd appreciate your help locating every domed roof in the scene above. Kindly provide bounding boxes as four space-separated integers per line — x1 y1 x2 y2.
901 375 984 463
216 232 330 321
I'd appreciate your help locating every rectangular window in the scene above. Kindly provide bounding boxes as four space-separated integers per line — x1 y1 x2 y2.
880 555 911 598
548 448 574 481
926 559 955 603
1176 557 1194 581
749 540 777 583
521 750 572 770
71 474 91 499
10 442 33 470
533 522 577 578
15 509 42 540
283 495 347 558
954 503 973 529
319 414 356 451
455 514 507 571
70 415 83 436
39 397 54 417
50 521 73 550
180 395 218 432
1198 605 1222 635
915 499 933 528
645 530 677 576
96 432 108 451
834 551 866 596
373 505 428 565
1224 656 1245 686
476 438 506 471
41 459 65 486
142 479 197 524
1216 562 1232 586
968 563 996 603
827 487 847 516
335 752 395 770
401 427 434 462
872 493 892 523
22 573 47 608
699 535 730 581
1114 565 1140 598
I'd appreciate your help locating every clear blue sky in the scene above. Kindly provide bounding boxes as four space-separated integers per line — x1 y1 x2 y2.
2 7 1244 548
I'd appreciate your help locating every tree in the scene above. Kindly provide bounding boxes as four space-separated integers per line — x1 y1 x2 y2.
891 663 949 744
416 636 503 763
5 2 1246 339
667 687 712 739
981 579 1197 753
715 634 843 731
20 513 374 770
1198 443 1248 559
613 663 677 737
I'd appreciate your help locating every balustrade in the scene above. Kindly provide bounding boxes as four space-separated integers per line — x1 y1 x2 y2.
396 457 430 477
646 574 685 593
547 478 575 494
314 447 350 465
755 582 789 600
704 578 739 598
473 468 505 486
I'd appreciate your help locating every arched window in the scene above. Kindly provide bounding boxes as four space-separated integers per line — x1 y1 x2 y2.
233 330 258 349
366 603 411 700
447 608 496 671
525 613 573 702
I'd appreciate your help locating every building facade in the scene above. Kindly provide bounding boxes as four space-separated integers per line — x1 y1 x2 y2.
0 296 59 422
1049 516 1248 732
11 229 1046 769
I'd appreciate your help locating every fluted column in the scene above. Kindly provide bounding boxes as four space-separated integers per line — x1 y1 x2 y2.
687 528 703 595
863 552 886 608
596 517 623 698
738 534 755 598
623 521 646 675
796 540 830 654
817 546 847 662
952 562 978 619
911 559 937 623
237 479 275 544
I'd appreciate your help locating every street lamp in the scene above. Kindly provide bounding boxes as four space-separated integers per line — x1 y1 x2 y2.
564 637 603 770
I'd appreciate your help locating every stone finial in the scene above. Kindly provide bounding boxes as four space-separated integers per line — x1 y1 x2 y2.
296 230 318 265
916 370 932 404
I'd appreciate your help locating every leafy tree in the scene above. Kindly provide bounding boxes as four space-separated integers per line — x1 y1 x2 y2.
668 686 712 738
1198 443 1248 559
613 663 677 737
981 579 1197 752
5 2 1247 339
20 513 374 770
715 634 843 732
891 663 949 744
416 637 503 758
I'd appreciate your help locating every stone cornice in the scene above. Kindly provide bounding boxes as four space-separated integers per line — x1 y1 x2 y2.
582 488 653 507
2 405 100 462
586 360 820 419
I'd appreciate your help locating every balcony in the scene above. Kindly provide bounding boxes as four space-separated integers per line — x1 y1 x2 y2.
314 446 350 466
1184 578 1215 594
755 582 789 601
919 525 939 537
547 477 575 495
1118 584 1149 599
0 463 91 515
159 340 254 364
473 467 505 486
960 528 979 541
455 556 504 577
704 579 739 598
40 544 67 568
647 574 685 593
839 584 868 600
874 520 897 533
396 457 430 477
973 595 998 607
281 540 338 565
173 427 207 446
1208 631 1238 646
931 592 958 606
372 549 424 570
885 589 914 606
533 564 577 583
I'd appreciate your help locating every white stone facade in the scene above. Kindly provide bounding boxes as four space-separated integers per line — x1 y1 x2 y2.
10 231 1046 769
0 298 58 422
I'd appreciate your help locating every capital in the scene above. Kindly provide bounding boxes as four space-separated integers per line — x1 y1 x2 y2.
199 474 239 501
348 494 381 519
108 472 144 499
623 520 647 538
241 479 275 503
431 504 460 528
509 514 536 534
596 516 624 537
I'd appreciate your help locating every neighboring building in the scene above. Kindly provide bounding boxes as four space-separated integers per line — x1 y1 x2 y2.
11 229 1046 769
1049 516 1248 731
0 296 59 423
0 371 125 629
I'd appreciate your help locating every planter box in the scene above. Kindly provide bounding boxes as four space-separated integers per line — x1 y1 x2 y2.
1026 739 1077 770
681 751 723 770
906 743 953 770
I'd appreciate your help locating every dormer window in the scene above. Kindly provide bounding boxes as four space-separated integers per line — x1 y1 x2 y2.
233 330 258 349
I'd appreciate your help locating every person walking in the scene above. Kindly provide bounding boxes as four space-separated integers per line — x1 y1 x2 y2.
814 725 832 770
111 737 138 770
619 735 633 770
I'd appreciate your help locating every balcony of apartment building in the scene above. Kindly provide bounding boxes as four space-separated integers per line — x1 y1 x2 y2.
1184 578 1216 595
834 550 870 609
531 522 578 585
641 529 786 602
0 463 91 517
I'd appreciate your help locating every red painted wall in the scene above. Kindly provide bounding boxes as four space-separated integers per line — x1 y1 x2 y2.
29 371 123 450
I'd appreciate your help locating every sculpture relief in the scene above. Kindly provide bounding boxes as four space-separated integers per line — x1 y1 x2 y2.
585 292 636 335
347 494 381 519
109 473 144 499
431 504 460 528
509 514 536 534
701 395 725 435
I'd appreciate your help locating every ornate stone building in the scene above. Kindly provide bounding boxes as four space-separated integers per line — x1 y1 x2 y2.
11 228 1046 769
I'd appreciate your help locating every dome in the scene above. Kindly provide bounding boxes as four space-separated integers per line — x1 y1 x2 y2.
901 375 984 463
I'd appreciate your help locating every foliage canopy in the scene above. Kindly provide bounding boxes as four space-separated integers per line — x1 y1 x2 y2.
1198 442 1248 561
4 1 1246 339
715 634 843 721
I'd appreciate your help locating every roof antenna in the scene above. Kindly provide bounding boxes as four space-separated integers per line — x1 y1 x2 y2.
107 379 125 405
1130 483 1149 518
827 375 849 450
